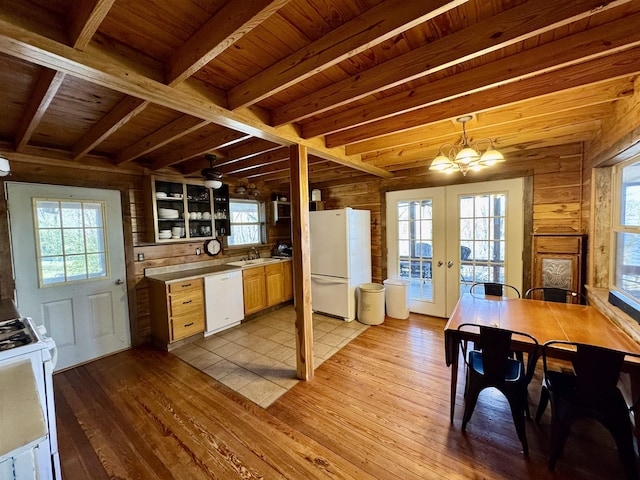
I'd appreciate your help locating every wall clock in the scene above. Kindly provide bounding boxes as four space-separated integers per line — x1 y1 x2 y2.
204 238 221 256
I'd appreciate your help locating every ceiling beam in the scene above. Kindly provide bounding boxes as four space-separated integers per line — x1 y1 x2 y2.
14 69 66 152
67 0 115 50
303 13 640 138
151 129 251 171
326 46 640 148
114 115 210 165
228 0 464 109
364 106 612 168
15 0 114 153
349 77 634 155
0 15 392 177
220 147 289 175
165 0 290 86
72 97 149 160
273 0 629 127
219 139 283 166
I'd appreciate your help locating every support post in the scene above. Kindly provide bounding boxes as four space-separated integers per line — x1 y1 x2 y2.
289 144 314 380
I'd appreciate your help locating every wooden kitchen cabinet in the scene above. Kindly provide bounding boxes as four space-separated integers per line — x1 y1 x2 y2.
148 277 205 349
147 175 228 243
532 234 586 295
242 266 267 315
241 260 293 315
266 262 285 306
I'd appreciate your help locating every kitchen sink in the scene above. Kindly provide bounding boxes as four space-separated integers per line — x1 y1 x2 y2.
226 258 284 267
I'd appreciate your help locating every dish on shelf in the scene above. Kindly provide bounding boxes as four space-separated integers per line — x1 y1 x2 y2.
155 192 167 198
158 207 179 219
169 193 183 199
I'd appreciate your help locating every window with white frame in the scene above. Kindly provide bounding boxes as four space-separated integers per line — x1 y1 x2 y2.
34 199 109 286
227 199 264 247
612 158 640 312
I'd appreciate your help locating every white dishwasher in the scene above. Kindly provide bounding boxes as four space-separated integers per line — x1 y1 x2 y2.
204 270 244 335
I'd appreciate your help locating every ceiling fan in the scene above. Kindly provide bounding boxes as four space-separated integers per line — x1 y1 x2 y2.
201 154 223 189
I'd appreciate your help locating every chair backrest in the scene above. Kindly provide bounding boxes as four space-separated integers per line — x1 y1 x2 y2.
458 323 538 383
525 287 588 305
413 242 432 259
542 341 640 404
470 282 521 298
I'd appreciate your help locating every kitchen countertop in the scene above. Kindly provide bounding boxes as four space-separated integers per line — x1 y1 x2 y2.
146 264 242 283
0 360 47 457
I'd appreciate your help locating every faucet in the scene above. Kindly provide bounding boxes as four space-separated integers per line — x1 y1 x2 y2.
247 247 260 260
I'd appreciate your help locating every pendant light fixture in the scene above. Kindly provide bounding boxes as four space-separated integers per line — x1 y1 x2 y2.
201 154 223 189
429 116 504 176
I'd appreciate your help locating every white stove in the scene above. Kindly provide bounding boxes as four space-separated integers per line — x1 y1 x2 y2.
0 316 60 480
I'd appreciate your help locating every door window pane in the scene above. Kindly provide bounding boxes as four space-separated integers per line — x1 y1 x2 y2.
34 199 108 286
397 200 433 302
459 193 507 289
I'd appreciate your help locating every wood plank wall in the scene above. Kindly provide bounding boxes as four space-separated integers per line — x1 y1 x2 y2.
308 143 588 285
584 75 640 288
0 162 278 345
0 142 591 345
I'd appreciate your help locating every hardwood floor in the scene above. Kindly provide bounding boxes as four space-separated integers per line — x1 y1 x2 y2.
55 314 634 479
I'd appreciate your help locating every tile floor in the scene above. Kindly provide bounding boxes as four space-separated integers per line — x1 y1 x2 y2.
172 305 369 407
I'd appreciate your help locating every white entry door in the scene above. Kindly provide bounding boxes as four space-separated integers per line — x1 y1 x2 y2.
386 178 523 317
7 183 131 370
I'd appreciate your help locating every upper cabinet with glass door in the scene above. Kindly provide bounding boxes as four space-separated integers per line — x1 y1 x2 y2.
149 176 216 243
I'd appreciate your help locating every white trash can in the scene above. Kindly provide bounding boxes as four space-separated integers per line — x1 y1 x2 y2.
357 283 385 325
383 279 410 319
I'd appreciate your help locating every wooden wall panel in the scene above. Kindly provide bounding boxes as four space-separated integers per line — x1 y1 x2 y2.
313 144 588 287
0 142 592 345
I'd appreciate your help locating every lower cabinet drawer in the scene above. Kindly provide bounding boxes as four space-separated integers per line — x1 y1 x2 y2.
170 292 204 317
171 314 204 341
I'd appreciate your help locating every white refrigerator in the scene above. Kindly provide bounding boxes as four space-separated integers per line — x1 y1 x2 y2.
310 208 371 321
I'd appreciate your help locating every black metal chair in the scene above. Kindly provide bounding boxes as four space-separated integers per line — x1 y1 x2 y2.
535 341 640 479
525 287 588 305
457 323 539 455
470 282 521 299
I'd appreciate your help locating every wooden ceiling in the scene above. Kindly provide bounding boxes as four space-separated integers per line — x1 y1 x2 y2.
0 0 639 187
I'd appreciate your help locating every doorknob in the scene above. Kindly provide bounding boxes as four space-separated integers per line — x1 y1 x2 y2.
115 279 124 285
437 261 443 267
447 261 454 268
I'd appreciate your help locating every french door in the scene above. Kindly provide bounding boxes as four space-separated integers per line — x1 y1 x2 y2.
386 179 524 317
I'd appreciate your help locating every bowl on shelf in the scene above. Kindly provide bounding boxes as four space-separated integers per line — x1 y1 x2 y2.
158 208 179 219
155 192 167 198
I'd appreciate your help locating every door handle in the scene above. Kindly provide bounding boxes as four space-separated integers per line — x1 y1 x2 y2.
437 261 443 267
447 261 454 268
115 278 124 285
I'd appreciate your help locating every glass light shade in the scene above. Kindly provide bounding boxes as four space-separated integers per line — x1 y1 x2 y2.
454 147 480 165
204 179 222 189
429 154 453 171
480 149 505 166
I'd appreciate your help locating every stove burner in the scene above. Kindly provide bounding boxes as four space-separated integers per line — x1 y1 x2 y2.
0 319 26 334
0 331 32 351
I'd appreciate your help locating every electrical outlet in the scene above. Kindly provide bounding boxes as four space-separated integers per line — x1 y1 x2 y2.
196 247 201 255
137 253 144 262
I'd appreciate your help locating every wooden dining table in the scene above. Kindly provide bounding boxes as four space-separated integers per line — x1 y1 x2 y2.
444 294 640 435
